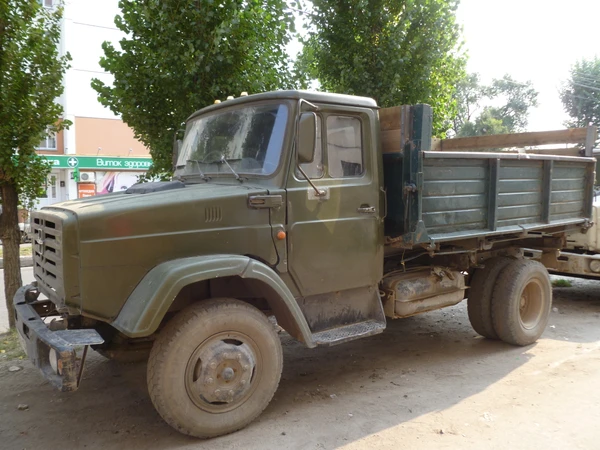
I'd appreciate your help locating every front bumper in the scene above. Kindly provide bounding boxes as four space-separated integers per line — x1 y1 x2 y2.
13 283 104 392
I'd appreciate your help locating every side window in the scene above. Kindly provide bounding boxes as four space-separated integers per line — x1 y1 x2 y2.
297 115 323 179
327 115 363 177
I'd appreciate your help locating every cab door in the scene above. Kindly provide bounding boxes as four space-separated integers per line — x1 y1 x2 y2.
286 107 383 297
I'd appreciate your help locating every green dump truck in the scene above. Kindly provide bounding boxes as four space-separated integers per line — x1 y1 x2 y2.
14 90 596 438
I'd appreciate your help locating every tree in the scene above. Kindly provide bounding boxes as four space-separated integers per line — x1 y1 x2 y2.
92 0 295 177
457 107 509 137
560 57 600 142
297 0 466 135
486 75 539 132
453 74 538 137
451 73 486 134
0 1 70 328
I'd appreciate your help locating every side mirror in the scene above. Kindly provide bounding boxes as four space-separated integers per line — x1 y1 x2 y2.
297 112 316 164
172 129 184 170
171 139 182 170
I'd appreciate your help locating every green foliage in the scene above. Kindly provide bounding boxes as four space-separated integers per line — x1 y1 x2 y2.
0 0 70 208
297 0 466 136
92 0 296 177
487 75 539 131
560 57 600 140
458 108 509 137
0 329 26 360
453 74 538 137
551 278 572 288
452 73 485 132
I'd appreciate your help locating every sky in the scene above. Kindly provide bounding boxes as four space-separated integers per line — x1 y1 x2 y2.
457 0 600 131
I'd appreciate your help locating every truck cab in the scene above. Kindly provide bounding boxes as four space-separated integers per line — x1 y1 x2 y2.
173 91 384 311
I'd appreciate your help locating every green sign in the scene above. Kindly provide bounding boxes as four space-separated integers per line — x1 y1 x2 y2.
42 155 153 171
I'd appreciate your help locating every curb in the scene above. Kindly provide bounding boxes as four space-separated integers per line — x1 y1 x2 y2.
0 256 33 270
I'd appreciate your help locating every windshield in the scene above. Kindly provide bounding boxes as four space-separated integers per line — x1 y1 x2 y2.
176 102 289 178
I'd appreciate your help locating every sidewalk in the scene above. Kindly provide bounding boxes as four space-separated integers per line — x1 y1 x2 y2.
0 244 34 269
0 267 35 333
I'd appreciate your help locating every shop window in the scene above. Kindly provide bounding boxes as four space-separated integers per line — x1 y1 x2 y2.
50 175 56 198
40 178 48 198
40 175 57 199
327 116 363 178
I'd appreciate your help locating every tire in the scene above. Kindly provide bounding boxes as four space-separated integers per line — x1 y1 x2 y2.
467 257 512 339
147 298 283 438
491 260 552 346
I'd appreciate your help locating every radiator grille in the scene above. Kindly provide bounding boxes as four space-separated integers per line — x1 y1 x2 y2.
31 211 64 306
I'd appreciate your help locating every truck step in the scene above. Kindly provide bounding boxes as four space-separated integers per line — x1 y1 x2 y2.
312 320 385 347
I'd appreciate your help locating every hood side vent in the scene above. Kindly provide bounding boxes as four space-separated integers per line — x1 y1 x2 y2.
205 206 222 223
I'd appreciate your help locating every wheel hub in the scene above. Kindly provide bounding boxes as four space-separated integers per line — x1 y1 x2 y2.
520 294 527 310
186 335 257 408
518 280 544 329
222 367 235 381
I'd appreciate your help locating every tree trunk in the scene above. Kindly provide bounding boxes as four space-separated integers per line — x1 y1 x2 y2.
0 182 23 329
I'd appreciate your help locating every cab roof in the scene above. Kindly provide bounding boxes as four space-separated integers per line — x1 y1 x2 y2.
187 90 378 122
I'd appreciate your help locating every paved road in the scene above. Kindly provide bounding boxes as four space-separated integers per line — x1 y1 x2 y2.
0 267 34 333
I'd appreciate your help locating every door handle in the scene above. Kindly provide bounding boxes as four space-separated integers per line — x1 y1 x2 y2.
357 205 376 214
248 195 283 209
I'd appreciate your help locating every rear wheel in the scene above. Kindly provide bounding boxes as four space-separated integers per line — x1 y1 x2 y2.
491 260 552 346
467 257 512 339
147 298 283 438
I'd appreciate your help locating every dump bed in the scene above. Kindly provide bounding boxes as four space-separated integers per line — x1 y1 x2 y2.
381 105 596 248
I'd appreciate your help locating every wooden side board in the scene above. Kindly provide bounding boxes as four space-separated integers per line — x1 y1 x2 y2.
379 105 411 154
379 106 597 157
431 127 597 157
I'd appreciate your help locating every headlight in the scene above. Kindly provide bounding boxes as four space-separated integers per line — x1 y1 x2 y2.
49 349 61 375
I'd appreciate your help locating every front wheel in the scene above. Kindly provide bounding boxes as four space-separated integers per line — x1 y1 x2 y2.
147 298 283 438
491 260 552 346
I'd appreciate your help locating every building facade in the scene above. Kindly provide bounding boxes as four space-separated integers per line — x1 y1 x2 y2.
36 0 152 209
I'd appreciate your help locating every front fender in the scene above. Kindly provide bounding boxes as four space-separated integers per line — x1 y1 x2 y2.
111 255 315 347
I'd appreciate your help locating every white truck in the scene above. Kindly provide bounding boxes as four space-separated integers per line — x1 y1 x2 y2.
538 199 600 279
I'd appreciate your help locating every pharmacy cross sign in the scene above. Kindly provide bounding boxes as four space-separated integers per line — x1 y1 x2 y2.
67 157 79 168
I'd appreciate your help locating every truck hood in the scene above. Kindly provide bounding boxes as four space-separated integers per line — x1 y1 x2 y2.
46 182 269 242
39 181 281 320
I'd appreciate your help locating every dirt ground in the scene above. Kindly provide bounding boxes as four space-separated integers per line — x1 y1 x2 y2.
1 276 600 450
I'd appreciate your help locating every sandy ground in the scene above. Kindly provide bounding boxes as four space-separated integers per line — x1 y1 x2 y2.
1 275 600 450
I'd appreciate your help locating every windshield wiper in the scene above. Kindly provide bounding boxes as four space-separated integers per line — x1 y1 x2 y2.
218 155 243 182
184 160 210 181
